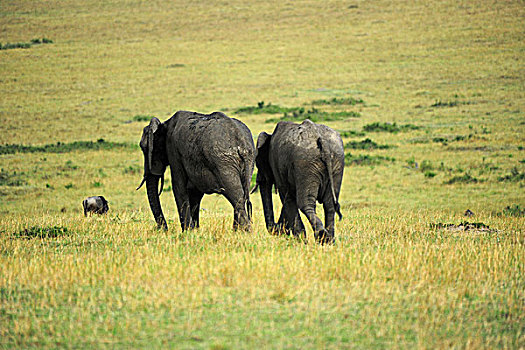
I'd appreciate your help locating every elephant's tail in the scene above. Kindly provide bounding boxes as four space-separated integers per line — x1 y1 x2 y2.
239 148 253 221
317 138 342 221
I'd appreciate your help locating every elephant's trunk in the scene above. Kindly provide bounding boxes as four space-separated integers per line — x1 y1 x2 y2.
146 175 168 230
259 181 276 232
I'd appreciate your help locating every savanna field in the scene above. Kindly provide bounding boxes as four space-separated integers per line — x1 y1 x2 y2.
1 0 524 348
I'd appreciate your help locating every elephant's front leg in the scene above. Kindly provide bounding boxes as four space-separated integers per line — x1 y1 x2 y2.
171 178 192 231
277 197 306 240
174 193 192 231
322 201 336 244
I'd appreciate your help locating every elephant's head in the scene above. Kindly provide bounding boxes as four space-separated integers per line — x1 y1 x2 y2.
137 117 168 230
255 132 276 232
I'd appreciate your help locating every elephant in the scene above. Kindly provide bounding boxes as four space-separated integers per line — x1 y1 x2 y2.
83 196 109 216
137 111 255 231
254 119 344 244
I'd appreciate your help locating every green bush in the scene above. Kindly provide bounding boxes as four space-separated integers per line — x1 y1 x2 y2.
498 204 525 217
0 169 26 186
344 138 392 150
338 130 366 138
235 102 299 114
311 97 364 105
497 167 524 182
0 139 136 155
363 122 419 133
344 153 395 166
0 38 53 50
444 173 479 184
268 108 360 123
13 226 69 239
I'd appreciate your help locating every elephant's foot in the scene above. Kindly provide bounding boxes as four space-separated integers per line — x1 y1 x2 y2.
315 229 334 245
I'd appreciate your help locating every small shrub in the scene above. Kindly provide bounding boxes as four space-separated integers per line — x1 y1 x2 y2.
65 160 78 170
235 102 298 115
498 204 525 217
31 37 53 44
344 138 392 150
363 122 419 133
338 130 366 138
132 115 155 122
424 171 437 178
420 160 433 172
267 108 360 123
14 225 69 239
123 165 141 175
0 169 26 186
92 181 103 188
0 42 31 50
344 153 395 166
444 173 479 184
431 100 459 108
432 134 474 145
64 183 74 189
311 97 364 105
0 139 136 155
0 38 53 50
497 167 525 182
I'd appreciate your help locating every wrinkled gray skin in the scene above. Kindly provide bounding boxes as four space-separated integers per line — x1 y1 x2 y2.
138 111 255 231
255 119 344 244
83 196 109 216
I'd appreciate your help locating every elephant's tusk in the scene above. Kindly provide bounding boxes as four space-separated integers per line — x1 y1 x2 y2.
159 175 164 196
250 183 259 194
136 176 146 190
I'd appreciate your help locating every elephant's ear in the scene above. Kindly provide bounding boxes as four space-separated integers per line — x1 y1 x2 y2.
146 117 167 176
255 132 273 183
255 132 271 156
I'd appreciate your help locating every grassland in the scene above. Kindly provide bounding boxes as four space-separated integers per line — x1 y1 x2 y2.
1 0 524 348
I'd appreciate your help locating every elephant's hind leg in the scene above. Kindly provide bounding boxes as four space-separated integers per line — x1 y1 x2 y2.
222 183 250 231
297 193 329 244
322 201 336 244
189 190 204 229
278 196 306 240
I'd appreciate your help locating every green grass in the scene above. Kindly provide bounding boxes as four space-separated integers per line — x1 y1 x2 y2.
1 0 524 348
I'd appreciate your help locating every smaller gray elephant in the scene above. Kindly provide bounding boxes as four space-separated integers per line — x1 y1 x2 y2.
255 119 344 244
82 196 109 216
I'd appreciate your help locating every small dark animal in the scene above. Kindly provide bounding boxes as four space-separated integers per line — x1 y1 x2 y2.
464 209 474 217
82 196 109 216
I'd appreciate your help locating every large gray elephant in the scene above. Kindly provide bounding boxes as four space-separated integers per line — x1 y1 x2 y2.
137 111 255 231
254 119 344 244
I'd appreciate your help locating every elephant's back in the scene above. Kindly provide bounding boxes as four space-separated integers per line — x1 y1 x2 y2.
169 111 254 175
270 120 344 188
